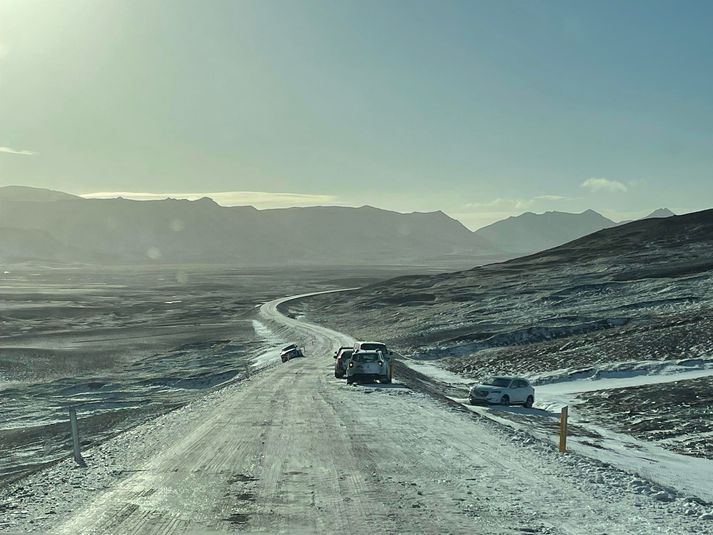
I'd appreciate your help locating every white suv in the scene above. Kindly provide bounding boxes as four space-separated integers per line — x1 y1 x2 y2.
346 350 391 384
469 376 534 408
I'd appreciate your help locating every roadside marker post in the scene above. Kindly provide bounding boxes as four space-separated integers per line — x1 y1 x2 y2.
68 407 87 467
559 406 569 453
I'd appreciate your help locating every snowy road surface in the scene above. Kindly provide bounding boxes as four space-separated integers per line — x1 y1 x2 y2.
2 293 712 534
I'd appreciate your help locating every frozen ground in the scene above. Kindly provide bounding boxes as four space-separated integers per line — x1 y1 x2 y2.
377 346 713 508
291 211 713 463
2 293 712 534
575 375 713 459
404 362 713 505
0 267 402 481
3 211 713 532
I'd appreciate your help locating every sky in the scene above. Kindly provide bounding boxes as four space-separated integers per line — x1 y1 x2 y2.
1 0 712 230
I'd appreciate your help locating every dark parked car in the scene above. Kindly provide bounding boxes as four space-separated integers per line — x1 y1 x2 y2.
280 344 304 362
333 346 353 378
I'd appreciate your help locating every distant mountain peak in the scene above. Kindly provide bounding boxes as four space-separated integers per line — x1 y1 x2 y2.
194 196 219 206
644 208 675 219
0 187 500 266
473 209 616 254
0 185 80 202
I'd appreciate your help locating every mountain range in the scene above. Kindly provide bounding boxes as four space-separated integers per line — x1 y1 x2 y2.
472 208 676 254
472 209 616 254
0 187 497 266
0 186 677 266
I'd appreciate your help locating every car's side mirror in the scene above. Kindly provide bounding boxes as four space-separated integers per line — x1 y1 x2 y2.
333 355 338 359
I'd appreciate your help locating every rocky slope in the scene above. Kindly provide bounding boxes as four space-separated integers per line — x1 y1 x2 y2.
295 209 713 366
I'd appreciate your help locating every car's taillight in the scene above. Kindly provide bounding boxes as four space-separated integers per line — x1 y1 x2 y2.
378 361 383 366
349 362 353 368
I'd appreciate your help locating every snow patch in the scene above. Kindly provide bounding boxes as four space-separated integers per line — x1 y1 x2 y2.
250 320 285 369
420 318 632 359
405 361 471 385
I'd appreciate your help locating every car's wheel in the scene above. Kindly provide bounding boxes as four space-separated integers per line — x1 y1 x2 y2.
346 377 354 385
335 370 342 378
524 395 534 408
381 376 391 384
500 394 510 405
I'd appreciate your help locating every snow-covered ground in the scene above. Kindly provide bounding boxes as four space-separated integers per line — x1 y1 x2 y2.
249 320 284 369
535 367 713 407
293 243 713 490
535 368 713 498
3 291 713 533
0 269 368 483
404 361 472 385
400 358 713 505
455 399 713 504
531 358 713 387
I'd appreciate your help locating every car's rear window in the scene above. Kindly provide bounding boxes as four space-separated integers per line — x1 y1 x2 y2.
354 353 380 362
360 343 386 352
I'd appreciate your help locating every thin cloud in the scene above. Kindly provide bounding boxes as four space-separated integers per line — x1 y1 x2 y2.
465 195 571 211
0 146 36 156
465 198 532 210
533 195 569 202
80 191 342 209
581 178 628 193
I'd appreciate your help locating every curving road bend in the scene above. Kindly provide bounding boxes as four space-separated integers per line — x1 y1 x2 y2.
31 292 708 534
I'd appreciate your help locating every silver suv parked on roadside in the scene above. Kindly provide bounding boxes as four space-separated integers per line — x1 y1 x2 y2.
469 376 534 407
